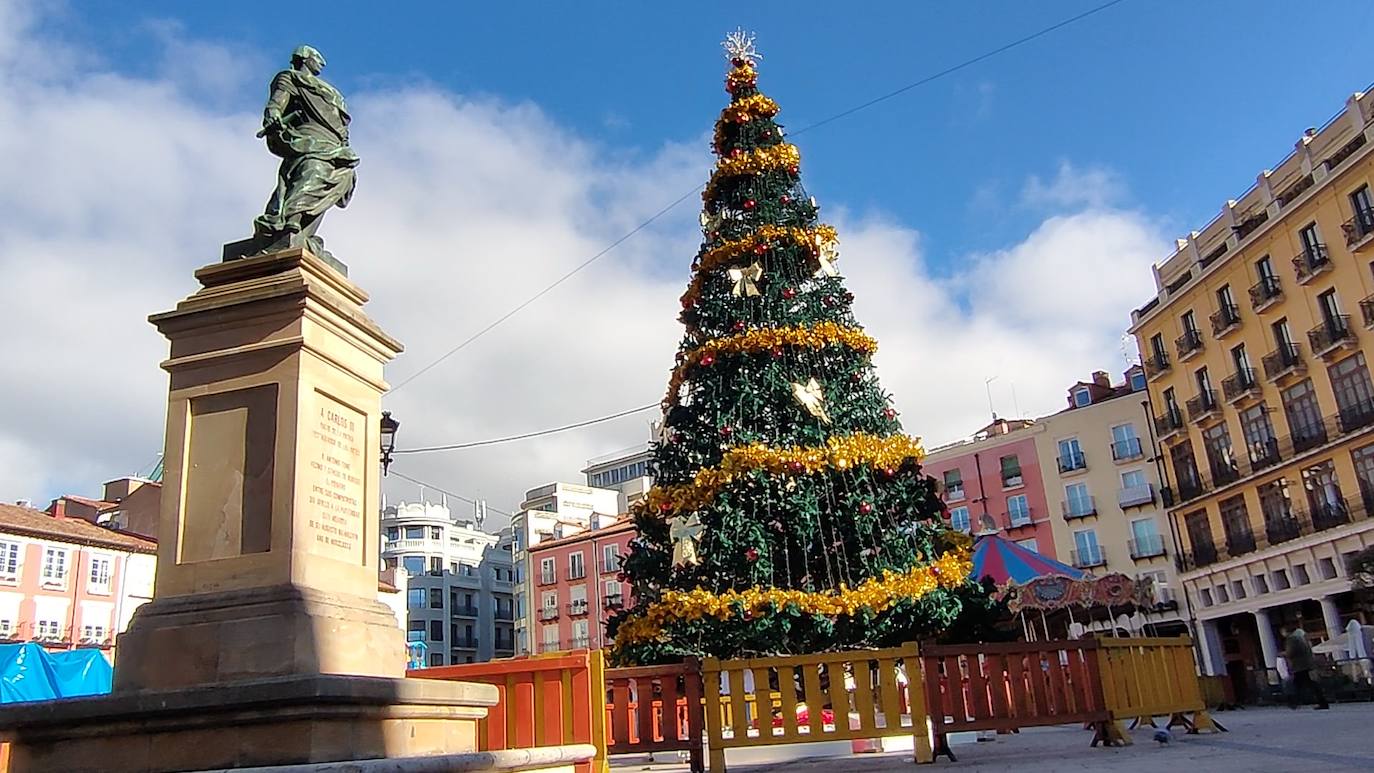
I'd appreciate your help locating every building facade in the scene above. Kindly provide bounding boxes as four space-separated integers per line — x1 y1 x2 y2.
46 476 162 540
0 503 156 657
583 445 653 514
1129 88 1374 694
924 419 1059 558
526 519 635 653
510 482 620 655
380 501 515 666
1036 369 1186 634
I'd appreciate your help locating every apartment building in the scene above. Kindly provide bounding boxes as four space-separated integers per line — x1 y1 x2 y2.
0 502 156 655
1035 369 1186 635
583 445 653 513
380 501 515 665
510 482 620 655
526 519 635 653
47 476 162 539
924 418 1058 559
1129 88 1374 694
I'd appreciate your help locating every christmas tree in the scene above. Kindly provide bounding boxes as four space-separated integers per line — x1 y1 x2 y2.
610 32 979 665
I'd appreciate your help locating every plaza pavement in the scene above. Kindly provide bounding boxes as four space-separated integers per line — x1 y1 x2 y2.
611 703 1374 772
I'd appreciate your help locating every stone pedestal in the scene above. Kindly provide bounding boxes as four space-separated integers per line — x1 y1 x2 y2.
0 249 499 772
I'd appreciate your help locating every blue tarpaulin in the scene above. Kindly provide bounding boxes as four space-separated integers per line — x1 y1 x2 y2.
0 642 112 703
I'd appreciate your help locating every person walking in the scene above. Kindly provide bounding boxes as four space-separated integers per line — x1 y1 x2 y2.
1282 626 1330 710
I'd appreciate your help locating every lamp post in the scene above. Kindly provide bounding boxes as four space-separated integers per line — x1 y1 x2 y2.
380 411 399 476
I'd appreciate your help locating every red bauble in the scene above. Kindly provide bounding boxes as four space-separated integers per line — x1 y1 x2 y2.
700 353 716 366
730 148 743 158
770 346 783 359
731 57 746 67
659 503 671 513
732 320 746 332
788 460 804 473
753 243 767 255
745 547 759 562
782 287 797 300
884 408 897 420
743 199 757 210
843 292 855 302
859 502 873 515
780 194 791 204
720 425 733 437
789 165 800 174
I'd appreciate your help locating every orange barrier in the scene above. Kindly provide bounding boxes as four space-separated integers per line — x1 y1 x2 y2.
411 649 608 773
605 659 705 771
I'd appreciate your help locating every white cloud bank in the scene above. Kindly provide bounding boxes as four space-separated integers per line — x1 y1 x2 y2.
0 1 1169 518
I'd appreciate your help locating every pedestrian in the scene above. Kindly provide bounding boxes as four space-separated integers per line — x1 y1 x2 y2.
1281 626 1330 710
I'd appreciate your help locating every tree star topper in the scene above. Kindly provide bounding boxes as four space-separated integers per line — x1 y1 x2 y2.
722 28 761 64
728 261 763 297
792 377 832 424
669 513 704 567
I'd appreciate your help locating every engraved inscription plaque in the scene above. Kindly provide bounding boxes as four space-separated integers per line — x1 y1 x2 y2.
305 390 366 563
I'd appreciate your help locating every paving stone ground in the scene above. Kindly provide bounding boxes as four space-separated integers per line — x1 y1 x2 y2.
611 703 1374 772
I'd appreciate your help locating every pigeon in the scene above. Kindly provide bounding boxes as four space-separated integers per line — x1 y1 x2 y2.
1153 729 1172 746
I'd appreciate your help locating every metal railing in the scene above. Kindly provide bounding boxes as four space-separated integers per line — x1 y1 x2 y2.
1249 275 1283 310
1128 534 1166 559
1177 541 1219 571
567 601 590 617
1070 546 1106 568
1292 243 1332 282
1210 304 1242 336
1111 437 1144 461
1175 329 1204 359
566 566 587 581
1344 208 1374 247
1057 451 1087 473
1155 408 1185 437
1308 315 1355 357
945 485 966 502
454 605 480 617
1062 496 1097 519
604 593 625 609
1261 342 1304 381
1210 459 1241 487
1361 294 1374 329
538 607 559 621
1186 390 1220 421
1222 368 1260 402
1145 352 1171 379
1118 483 1155 509
1224 528 1257 557
1003 509 1036 530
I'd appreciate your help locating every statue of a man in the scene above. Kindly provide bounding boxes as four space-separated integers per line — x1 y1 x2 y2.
245 45 358 262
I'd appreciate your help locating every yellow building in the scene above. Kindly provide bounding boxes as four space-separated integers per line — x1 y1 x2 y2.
1129 89 1374 698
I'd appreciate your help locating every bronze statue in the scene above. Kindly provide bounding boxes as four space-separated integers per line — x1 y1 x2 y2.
226 45 357 270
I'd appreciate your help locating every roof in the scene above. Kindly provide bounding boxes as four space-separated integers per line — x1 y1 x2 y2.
55 495 119 512
527 519 636 553
0 503 157 554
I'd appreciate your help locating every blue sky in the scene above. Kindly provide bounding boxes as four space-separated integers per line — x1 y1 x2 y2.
4 0 1373 509
59 0 1374 265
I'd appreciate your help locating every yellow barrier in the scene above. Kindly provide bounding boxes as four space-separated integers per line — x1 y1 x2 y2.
1094 636 1222 745
701 643 930 771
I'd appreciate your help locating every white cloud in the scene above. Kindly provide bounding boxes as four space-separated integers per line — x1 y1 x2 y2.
1021 160 1127 211
0 2 1167 522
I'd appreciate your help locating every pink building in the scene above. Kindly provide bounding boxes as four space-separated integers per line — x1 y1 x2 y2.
526 520 635 653
922 418 1059 559
0 503 157 654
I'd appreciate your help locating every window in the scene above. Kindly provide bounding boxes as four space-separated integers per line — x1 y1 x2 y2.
1302 460 1346 524
1199 588 1213 607
942 469 965 500
1073 388 1091 408
83 554 108 591
1253 574 1270 594
385 527 398 541
428 556 443 575
1354 443 1374 504
1272 569 1291 590
1130 371 1147 392
1281 379 1325 450
541 591 558 610
429 620 444 641
540 557 556 584
1170 439 1203 496
408 588 425 608
1330 353 1374 431
1110 424 1141 460
1195 365 1213 396
0 541 20 581
571 620 590 649
41 548 68 586
1273 317 1293 348
1073 529 1102 567
603 544 622 573
1016 538 1038 553
1000 455 1023 487
1007 494 1030 526
429 588 443 609
1184 509 1215 556
1318 288 1343 329
1217 284 1237 314
1256 255 1275 280
1121 469 1148 490
1150 333 1167 365
81 624 107 642
1057 438 1085 472
1215 584 1230 603
1240 403 1279 468
1353 185 1373 221
541 624 559 649
1320 557 1338 580
568 552 586 580
1219 495 1254 554
403 525 424 539
1130 518 1162 557
1064 482 1093 517
1182 310 1198 335
1202 422 1238 484
570 584 587 615
1294 564 1311 585
429 526 442 540
949 506 971 533
1231 343 1252 377
36 620 62 640
1231 581 1247 600
428 653 445 667
1299 222 1322 260
604 579 623 606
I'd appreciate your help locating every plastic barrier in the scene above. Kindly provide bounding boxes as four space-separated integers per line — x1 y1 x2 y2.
1093 636 1223 745
604 659 704 771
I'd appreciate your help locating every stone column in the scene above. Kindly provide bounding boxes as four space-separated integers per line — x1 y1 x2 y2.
1198 618 1227 676
1321 595 1345 641
1254 608 1280 668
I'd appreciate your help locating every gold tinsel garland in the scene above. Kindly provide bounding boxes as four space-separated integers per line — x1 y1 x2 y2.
662 321 876 408
613 549 972 648
713 93 781 151
642 432 925 518
703 143 801 202
680 223 838 308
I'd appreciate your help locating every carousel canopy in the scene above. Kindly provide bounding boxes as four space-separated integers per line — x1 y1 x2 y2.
970 534 1086 586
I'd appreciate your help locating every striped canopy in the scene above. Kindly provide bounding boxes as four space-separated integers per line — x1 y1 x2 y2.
969 534 1086 586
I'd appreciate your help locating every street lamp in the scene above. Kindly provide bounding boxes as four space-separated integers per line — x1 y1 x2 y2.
380 411 399 476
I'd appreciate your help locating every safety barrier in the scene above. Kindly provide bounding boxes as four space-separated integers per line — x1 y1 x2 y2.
1199 674 1235 708
604 659 705 771
410 649 609 773
1094 636 1223 744
701 643 930 771
920 640 1109 760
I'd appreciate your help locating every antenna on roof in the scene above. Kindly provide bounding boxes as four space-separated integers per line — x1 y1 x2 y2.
984 376 999 421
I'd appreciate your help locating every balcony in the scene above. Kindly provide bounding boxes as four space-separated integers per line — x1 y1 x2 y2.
539 572 557 586
1210 459 1241 487
1002 473 1024 490
1308 316 1357 359
1264 511 1303 546
1293 423 1330 454
1246 437 1283 472
1345 208 1374 251
1003 509 1037 530
495 609 514 621
1338 397 1374 434
944 485 966 503
454 605 480 618
1224 529 1257 557
1221 368 1261 404
568 600 590 617
1071 546 1106 569
453 637 479 649
1179 541 1220 571
1118 483 1156 509
1261 343 1305 382
1057 451 1087 474
1311 500 1352 532
1186 390 1221 423
1210 304 1242 338
1154 409 1185 440
1249 275 1283 312
604 593 625 610
1175 329 1204 362
568 636 591 650
1111 437 1144 462
1176 472 1207 503
1292 244 1332 285
567 566 587 581
1128 534 1166 560
1361 295 1374 331
538 607 559 622
1062 496 1097 520
1144 352 1172 381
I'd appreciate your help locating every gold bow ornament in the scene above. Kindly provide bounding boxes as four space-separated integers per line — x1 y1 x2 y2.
728 261 764 297
792 377 831 424
669 513 704 567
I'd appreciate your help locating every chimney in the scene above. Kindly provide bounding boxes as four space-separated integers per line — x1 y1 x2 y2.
1092 371 1110 388
14 499 30 509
